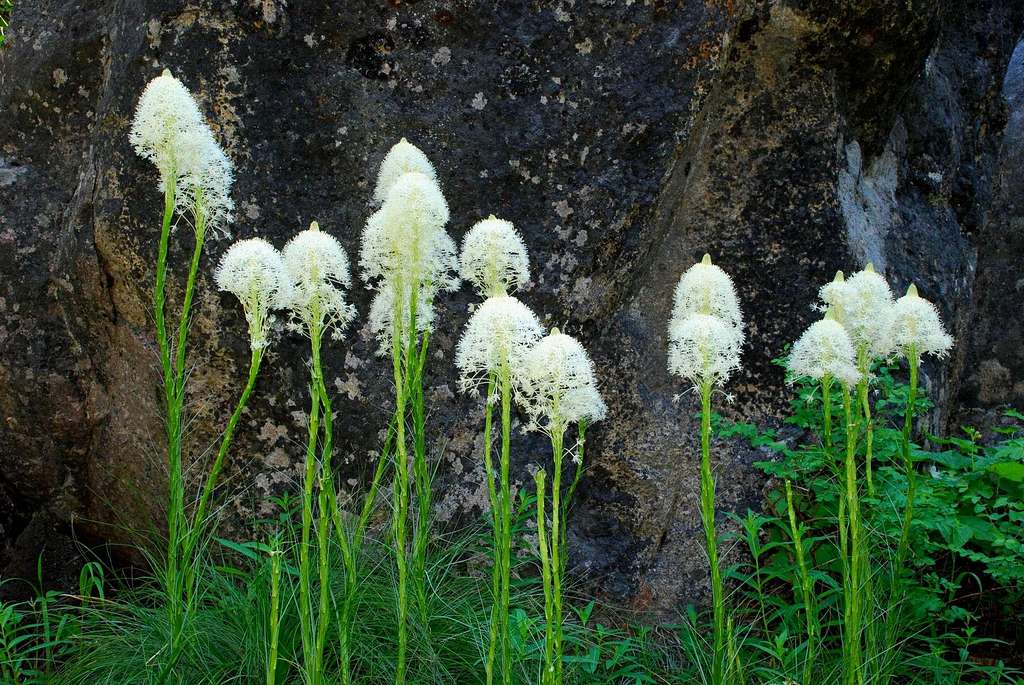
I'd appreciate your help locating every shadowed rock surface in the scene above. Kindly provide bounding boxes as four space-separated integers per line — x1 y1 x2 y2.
1 0 1022 612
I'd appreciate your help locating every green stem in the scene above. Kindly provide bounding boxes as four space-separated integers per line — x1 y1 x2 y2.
895 348 919 569
183 346 264 605
499 364 513 685
313 341 332 680
391 298 410 685
268 536 282 685
535 470 555 685
155 179 184 646
175 201 206 403
299 327 323 685
842 385 863 685
699 381 724 685
482 373 500 685
550 427 565 685
560 422 587 573
857 350 874 498
786 479 817 684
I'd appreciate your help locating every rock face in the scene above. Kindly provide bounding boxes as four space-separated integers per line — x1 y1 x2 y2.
1 0 1022 612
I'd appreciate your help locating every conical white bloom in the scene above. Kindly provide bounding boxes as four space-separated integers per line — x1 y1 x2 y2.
130 69 234 236
459 215 530 297
884 284 953 359
367 279 436 354
520 330 607 436
372 138 439 206
130 69 206 188
359 172 459 293
215 238 288 350
787 317 861 387
667 313 743 388
455 295 543 394
282 222 357 340
819 266 894 358
671 254 743 328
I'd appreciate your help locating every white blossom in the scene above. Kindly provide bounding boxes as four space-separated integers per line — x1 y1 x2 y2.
359 172 459 294
130 69 234 236
455 295 543 394
282 221 357 340
373 138 439 206
819 265 894 359
884 284 953 359
459 215 530 297
215 238 288 350
671 254 743 328
520 329 606 437
788 317 861 388
667 313 744 389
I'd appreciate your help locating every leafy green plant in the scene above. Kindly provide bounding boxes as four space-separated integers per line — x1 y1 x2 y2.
0 1 12 49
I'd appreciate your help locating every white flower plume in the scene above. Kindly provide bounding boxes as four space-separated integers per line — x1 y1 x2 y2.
373 138 439 206
455 295 543 394
884 284 953 359
282 221 357 340
787 316 861 387
671 254 743 328
130 69 234 236
359 172 459 294
459 215 530 297
215 238 288 350
520 329 607 436
175 130 234 236
819 265 894 358
667 313 744 389
367 280 436 354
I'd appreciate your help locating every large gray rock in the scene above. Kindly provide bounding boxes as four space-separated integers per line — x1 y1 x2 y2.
1 0 1022 611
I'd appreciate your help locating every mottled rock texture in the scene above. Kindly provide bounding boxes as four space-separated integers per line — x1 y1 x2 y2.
1 0 1022 612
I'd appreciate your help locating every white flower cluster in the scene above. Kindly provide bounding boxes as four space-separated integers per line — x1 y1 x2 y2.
520 330 607 436
360 141 460 348
455 295 543 395
884 284 953 359
283 222 357 341
214 238 289 350
788 316 861 387
130 69 234 236
792 266 954 385
818 265 894 359
667 255 744 389
459 216 530 297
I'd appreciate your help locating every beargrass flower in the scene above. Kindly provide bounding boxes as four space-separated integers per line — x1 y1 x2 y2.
520 329 607 437
455 295 543 394
215 238 289 350
359 172 460 294
671 254 743 328
372 138 439 206
819 265 894 358
282 221 357 340
667 313 744 389
130 69 234 236
788 316 861 387
885 284 953 359
459 215 530 298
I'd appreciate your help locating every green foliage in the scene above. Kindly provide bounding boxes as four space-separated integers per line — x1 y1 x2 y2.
0 1 12 49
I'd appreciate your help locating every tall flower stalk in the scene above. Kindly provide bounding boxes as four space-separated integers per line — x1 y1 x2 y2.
666 254 744 685
129 69 234 654
456 216 533 684
456 293 542 685
788 311 863 685
282 221 357 685
521 329 606 684
180 238 288 604
877 284 953 684
360 139 459 684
